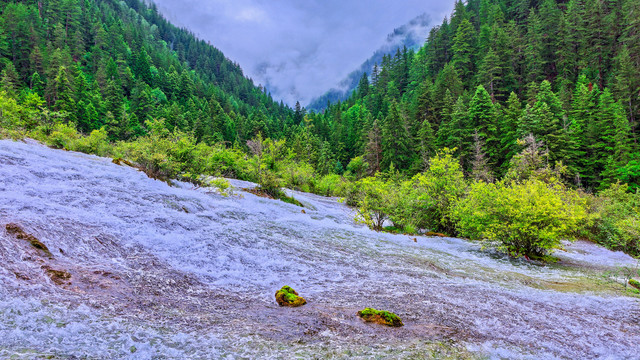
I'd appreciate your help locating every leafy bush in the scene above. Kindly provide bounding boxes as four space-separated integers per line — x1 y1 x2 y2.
202 145 248 180
313 174 349 197
202 177 233 197
402 149 467 234
354 175 398 231
0 91 23 130
586 183 640 255
46 123 80 149
71 128 111 156
113 119 206 181
344 156 369 181
454 179 587 257
278 161 315 192
246 134 290 195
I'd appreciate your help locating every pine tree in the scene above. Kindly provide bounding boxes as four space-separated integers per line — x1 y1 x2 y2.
380 102 412 171
434 62 463 118
612 46 639 133
104 78 124 125
30 71 44 96
452 19 476 82
294 101 305 124
53 66 76 123
556 0 585 84
365 119 382 174
601 98 633 188
0 16 8 58
499 92 522 173
134 48 154 86
0 62 20 95
468 85 498 171
417 119 436 170
477 47 503 100
357 72 369 99
437 97 472 167
588 89 622 186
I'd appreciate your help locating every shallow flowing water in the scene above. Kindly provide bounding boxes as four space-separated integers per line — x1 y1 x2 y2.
0 139 638 359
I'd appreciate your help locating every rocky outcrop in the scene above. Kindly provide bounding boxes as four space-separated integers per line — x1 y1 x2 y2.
5 223 52 258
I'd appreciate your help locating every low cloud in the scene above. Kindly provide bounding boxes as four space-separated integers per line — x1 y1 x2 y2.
152 0 454 106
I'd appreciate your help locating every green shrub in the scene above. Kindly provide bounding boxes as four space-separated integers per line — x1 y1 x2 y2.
344 156 369 180
454 179 587 258
71 127 110 156
203 145 248 179
202 177 233 196
112 119 203 181
278 161 315 192
313 174 347 197
0 91 23 130
354 175 398 231
401 148 467 234
46 123 80 149
587 183 640 256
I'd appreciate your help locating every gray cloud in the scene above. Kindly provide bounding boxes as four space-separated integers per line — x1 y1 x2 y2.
151 0 455 106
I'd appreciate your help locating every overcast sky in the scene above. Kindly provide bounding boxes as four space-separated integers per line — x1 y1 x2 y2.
151 0 455 106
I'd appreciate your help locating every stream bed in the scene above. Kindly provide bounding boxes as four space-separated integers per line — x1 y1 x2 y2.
0 139 638 359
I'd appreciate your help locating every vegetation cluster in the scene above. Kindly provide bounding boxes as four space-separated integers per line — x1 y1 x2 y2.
1 0 639 259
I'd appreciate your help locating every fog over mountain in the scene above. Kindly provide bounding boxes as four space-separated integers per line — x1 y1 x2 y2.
150 0 454 106
307 13 432 111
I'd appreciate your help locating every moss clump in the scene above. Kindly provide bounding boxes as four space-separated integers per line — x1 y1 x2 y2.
111 157 135 167
275 286 307 307
5 223 52 257
357 308 403 327
630 278 640 289
244 187 304 207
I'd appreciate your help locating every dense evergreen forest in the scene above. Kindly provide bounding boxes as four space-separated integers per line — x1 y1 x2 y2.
1 0 638 190
0 0 638 258
0 0 292 143
305 0 640 191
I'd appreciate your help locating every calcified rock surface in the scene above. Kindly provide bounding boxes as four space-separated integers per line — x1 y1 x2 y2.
0 139 639 359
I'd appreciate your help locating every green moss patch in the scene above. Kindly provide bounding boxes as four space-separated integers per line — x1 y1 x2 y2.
111 157 135 167
630 278 640 289
244 188 304 207
275 286 307 307
357 308 403 327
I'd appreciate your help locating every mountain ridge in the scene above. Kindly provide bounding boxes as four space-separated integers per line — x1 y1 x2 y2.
307 13 432 111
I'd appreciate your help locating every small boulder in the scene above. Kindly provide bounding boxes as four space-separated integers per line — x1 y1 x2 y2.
275 286 307 307
357 308 403 327
630 279 640 290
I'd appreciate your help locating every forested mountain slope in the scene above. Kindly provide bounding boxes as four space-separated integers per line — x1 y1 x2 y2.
0 0 293 143
304 0 640 191
307 13 432 112
1 0 639 258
